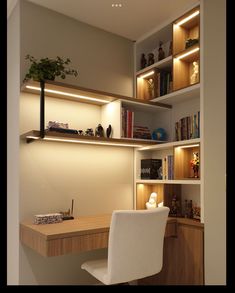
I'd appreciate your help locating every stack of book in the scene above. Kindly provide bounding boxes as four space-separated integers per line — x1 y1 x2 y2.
133 125 152 140
154 70 173 97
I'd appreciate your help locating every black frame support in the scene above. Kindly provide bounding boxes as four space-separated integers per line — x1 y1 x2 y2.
40 80 45 138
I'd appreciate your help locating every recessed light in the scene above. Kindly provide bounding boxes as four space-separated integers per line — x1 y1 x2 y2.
112 3 122 8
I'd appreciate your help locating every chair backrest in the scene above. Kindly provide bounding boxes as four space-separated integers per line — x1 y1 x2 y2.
106 207 170 284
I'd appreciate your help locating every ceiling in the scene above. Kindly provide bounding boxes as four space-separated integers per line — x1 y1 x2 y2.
26 0 198 41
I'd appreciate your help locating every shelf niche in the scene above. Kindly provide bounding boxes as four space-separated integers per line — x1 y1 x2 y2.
136 183 181 216
173 6 200 91
174 143 200 180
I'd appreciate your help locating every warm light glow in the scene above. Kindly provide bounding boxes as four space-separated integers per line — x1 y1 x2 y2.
26 136 143 148
138 71 155 79
112 3 122 7
26 86 110 104
175 10 199 26
175 47 199 60
176 144 199 149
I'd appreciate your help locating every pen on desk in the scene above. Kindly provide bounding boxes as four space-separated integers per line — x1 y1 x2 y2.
71 199 74 216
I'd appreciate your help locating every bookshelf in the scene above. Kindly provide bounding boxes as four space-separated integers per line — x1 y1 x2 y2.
134 4 202 222
21 80 171 147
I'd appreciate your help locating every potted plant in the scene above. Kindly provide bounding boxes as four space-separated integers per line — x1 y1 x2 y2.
24 55 78 138
24 54 78 82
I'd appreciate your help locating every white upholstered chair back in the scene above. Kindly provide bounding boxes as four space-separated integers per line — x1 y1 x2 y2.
106 207 169 284
81 207 169 285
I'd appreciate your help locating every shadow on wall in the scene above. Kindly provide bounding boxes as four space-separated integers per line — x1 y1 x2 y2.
20 245 107 285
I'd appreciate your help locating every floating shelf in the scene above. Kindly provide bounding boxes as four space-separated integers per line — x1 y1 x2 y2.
150 83 200 105
21 130 163 148
22 80 171 109
136 56 172 77
136 179 201 185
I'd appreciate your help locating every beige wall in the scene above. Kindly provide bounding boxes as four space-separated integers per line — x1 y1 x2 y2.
20 0 134 96
201 0 226 285
7 0 20 285
17 0 134 285
19 93 134 285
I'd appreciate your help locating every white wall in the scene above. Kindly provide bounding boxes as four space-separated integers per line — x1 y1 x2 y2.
18 0 134 285
7 0 20 285
20 0 134 97
201 0 226 285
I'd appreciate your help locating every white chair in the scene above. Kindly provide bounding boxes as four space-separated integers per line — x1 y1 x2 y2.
81 207 170 285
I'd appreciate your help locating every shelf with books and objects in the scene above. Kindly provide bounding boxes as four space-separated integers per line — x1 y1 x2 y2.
172 6 200 92
134 137 201 221
21 80 172 147
120 99 171 143
135 6 200 106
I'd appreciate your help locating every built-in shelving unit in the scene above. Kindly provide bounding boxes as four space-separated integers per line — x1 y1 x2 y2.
134 4 202 222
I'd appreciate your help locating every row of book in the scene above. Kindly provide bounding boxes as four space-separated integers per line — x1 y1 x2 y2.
162 155 174 180
175 111 200 141
121 108 152 139
151 70 173 98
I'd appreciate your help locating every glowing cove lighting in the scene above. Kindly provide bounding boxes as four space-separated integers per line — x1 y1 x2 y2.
25 85 110 104
175 10 199 26
25 135 144 148
138 70 155 79
175 47 199 60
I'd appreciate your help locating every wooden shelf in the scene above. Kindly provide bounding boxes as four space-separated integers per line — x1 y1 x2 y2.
136 179 201 185
136 56 172 77
173 44 199 63
138 137 200 151
22 79 171 109
20 130 163 148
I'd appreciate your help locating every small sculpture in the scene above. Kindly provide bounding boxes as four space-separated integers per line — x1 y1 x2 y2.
146 192 157 209
190 61 199 85
158 41 165 61
147 53 155 66
78 130 84 135
85 128 94 136
168 41 173 56
106 124 112 138
140 53 147 69
95 124 104 137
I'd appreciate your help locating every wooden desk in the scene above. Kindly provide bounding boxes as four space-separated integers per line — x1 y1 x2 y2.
20 214 177 257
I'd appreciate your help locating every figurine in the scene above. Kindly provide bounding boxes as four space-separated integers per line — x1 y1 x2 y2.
106 124 112 138
168 41 173 56
78 130 84 135
147 53 155 66
158 41 165 61
190 61 199 85
95 124 104 137
140 53 147 69
146 192 157 209
85 128 94 136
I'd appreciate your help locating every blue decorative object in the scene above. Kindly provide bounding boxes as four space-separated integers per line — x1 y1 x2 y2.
152 128 167 141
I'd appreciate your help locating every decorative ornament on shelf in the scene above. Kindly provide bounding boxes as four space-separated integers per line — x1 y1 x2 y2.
95 124 104 137
106 125 112 138
190 152 199 178
147 53 155 66
190 61 199 85
158 41 165 61
146 192 158 209
152 128 167 141
140 53 147 69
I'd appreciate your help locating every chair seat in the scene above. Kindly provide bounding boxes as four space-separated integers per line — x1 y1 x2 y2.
81 259 109 285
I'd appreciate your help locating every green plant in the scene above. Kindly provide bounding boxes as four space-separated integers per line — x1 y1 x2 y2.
24 55 78 82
